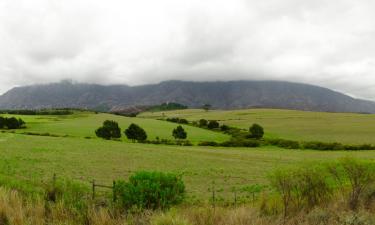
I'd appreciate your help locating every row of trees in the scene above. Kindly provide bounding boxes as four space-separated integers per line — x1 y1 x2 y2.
0 116 26 129
96 120 188 141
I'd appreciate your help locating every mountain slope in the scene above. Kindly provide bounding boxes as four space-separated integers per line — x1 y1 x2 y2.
1 80 375 113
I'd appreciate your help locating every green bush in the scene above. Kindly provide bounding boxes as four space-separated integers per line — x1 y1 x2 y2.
114 171 185 210
124 123 147 142
0 117 26 129
95 120 121 140
220 138 260 147
198 119 208 127
267 139 300 149
172 126 187 140
249 123 264 139
198 141 219 146
207 120 219 129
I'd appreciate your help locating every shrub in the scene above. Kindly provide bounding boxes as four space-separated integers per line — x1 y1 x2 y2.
1 117 26 129
267 139 300 149
0 117 5 129
327 158 375 210
198 119 208 127
95 120 121 140
249 124 264 139
178 119 189 124
124 123 147 142
198 141 219 147
207 120 219 129
220 138 260 147
114 171 185 210
172 126 187 140
220 124 230 132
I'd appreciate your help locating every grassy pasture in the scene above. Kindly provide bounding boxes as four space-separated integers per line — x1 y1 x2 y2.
1 132 375 199
1 109 375 200
0 112 229 144
140 108 375 144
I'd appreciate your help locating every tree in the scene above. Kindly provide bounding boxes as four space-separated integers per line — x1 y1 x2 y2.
199 119 208 127
207 120 219 129
172 125 187 140
103 120 121 138
202 104 211 112
124 123 147 142
0 117 5 129
6 117 21 129
249 123 264 139
95 120 121 140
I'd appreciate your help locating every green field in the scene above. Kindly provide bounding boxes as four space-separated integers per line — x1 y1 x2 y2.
0 112 229 144
140 108 375 144
1 109 375 200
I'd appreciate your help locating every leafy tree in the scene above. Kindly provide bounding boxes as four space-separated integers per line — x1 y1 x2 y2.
220 124 230 132
95 120 121 140
202 104 211 112
199 119 208 127
0 117 5 129
103 120 121 138
249 123 264 139
124 123 147 142
95 127 111 140
172 125 187 140
207 120 219 129
6 117 22 129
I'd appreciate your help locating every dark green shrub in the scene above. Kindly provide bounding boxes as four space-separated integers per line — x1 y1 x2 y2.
207 120 219 129
199 119 208 127
267 139 300 149
114 171 185 210
95 120 121 140
249 123 264 139
198 141 219 146
4 117 25 129
220 138 260 147
220 124 230 132
124 123 147 142
0 117 5 129
178 118 189 124
303 142 344 150
172 126 187 140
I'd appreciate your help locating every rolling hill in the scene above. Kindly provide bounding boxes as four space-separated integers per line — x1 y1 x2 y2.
1 80 375 113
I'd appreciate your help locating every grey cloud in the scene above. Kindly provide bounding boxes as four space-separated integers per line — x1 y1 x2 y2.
0 0 375 100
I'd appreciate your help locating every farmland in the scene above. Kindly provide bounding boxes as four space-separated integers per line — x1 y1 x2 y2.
140 108 375 144
1 109 375 200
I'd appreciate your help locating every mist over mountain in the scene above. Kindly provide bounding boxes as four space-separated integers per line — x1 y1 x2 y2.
1 80 375 113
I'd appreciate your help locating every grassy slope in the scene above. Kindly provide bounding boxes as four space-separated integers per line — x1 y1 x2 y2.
1 133 375 199
140 109 375 144
0 112 229 144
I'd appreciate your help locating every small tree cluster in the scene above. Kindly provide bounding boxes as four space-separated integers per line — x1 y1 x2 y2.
207 120 219 129
124 123 147 142
0 116 25 129
95 120 121 140
249 123 264 139
172 125 187 140
199 119 208 127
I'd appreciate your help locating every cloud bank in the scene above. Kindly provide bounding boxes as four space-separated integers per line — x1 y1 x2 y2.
0 0 375 99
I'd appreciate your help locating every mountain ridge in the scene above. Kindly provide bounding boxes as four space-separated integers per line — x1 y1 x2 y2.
1 80 375 113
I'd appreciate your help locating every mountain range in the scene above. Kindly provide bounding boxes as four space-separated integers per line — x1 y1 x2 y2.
1 80 375 113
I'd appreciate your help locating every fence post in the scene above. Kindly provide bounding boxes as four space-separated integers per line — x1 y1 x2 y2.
112 180 117 202
234 187 237 208
53 173 56 189
212 181 216 209
92 179 96 200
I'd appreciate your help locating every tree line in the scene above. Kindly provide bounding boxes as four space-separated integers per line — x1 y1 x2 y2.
96 120 188 141
0 116 26 129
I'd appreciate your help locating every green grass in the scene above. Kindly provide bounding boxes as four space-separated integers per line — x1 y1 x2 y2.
1 109 375 200
140 108 375 144
1 112 229 144
1 132 375 199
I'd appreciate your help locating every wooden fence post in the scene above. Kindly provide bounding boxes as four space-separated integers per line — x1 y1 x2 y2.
112 180 117 202
212 181 216 209
92 179 96 200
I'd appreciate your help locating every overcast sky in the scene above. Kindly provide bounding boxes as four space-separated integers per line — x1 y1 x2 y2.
0 0 375 99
